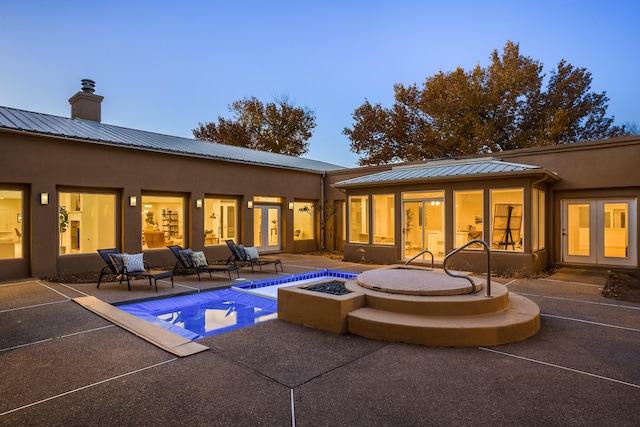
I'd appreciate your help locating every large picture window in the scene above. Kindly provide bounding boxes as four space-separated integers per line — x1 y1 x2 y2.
293 201 315 240
349 196 369 243
59 192 115 255
373 194 394 244
454 190 483 248
142 195 184 249
204 198 237 246
490 189 524 252
0 190 23 259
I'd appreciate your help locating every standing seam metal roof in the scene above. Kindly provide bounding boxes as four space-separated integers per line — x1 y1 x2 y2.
335 159 549 186
0 106 345 172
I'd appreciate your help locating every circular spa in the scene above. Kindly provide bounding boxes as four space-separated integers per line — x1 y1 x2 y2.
356 265 483 296
279 264 542 347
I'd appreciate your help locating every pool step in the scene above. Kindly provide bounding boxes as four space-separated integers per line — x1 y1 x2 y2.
345 279 510 316
347 294 540 347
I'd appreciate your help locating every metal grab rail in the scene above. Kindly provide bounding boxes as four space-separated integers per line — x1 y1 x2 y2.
405 250 434 269
443 239 492 297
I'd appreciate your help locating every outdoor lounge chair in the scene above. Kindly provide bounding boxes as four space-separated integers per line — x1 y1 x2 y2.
225 239 283 274
96 248 174 292
167 245 239 281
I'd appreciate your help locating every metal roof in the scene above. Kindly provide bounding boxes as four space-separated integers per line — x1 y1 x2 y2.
0 106 345 172
335 158 557 187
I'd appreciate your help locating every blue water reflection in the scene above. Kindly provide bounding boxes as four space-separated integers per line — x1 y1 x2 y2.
120 289 278 340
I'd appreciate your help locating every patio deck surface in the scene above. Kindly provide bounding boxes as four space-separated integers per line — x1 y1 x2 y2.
1 254 639 426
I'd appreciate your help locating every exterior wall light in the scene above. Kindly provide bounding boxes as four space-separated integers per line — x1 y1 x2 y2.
129 196 137 207
288 201 294 210
196 199 203 208
40 192 49 205
247 200 253 209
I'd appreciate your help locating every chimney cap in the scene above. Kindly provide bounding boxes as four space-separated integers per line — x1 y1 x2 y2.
81 79 96 94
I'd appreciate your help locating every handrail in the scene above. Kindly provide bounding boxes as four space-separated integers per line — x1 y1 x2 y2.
443 239 492 296
405 250 434 269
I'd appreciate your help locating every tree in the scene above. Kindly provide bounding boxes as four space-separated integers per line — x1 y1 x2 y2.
193 96 316 156
298 201 337 250
344 41 627 166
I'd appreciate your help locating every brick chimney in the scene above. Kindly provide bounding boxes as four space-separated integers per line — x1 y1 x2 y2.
68 79 103 122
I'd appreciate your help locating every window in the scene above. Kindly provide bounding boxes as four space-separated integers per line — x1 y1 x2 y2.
141 195 184 249
349 196 369 243
293 202 315 240
204 198 237 246
0 190 23 259
59 192 116 255
373 194 394 244
532 189 546 251
490 189 524 252
403 191 445 200
454 190 483 248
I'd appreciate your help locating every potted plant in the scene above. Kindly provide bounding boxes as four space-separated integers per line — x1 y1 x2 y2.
145 212 156 231
59 206 69 254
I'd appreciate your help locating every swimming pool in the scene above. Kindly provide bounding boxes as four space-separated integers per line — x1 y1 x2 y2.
119 270 358 340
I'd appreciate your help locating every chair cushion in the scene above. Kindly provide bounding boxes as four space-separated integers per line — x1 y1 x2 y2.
123 253 145 272
109 253 126 273
236 244 249 261
244 246 260 261
190 251 208 267
179 249 194 268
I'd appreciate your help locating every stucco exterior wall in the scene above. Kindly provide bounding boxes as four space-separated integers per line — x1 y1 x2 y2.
0 130 325 280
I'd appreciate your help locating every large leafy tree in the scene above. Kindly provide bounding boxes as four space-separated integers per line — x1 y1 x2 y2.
344 41 627 165
193 96 316 156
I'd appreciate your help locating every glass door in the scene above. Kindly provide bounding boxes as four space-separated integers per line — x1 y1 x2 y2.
562 199 636 267
402 195 445 260
254 205 281 252
403 201 424 259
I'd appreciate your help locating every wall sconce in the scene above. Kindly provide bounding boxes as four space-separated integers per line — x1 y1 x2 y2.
247 200 253 209
40 192 49 205
288 201 294 210
129 196 137 207
196 199 203 208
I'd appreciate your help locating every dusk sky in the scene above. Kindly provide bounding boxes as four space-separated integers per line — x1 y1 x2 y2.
1 1 638 167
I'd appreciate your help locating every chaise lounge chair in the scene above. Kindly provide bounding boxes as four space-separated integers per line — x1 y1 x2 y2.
167 245 240 281
96 248 174 292
225 239 283 274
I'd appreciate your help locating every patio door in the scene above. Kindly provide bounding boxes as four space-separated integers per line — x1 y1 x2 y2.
562 198 637 267
253 205 281 252
402 196 445 260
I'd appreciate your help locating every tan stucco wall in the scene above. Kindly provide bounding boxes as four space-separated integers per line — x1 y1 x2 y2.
0 130 326 280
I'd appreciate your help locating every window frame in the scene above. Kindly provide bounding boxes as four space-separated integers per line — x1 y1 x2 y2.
58 190 117 256
453 189 484 249
293 201 315 241
204 196 239 246
141 194 186 250
490 188 524 252
372 194 395 245
348 195 370 244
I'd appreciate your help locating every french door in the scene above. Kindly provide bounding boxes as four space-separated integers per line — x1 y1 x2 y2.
253 205 281 252
562 198 637 267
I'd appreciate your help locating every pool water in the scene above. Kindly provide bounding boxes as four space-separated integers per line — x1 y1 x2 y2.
119 270 357 340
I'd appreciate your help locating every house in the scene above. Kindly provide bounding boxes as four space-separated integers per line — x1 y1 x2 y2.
330 137 639 275
1 80 638 281
0 80 344 281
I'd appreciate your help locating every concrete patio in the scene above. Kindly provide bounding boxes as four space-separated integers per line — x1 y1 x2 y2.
1 254 639 426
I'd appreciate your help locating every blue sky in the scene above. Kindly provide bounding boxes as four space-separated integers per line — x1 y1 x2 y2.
1 1 638 167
